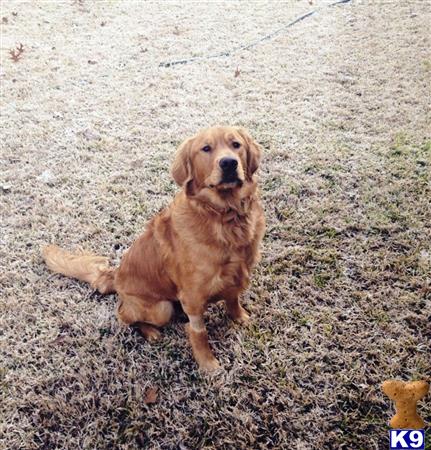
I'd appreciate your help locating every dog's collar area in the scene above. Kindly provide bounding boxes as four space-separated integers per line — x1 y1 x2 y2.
189 179 257 221
202 198 252 223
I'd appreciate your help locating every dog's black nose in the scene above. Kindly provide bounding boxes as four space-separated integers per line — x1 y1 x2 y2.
219 157 238 171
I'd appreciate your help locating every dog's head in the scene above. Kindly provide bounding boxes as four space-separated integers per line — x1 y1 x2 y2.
171 126 261 195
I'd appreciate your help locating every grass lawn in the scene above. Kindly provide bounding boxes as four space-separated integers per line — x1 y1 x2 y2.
1 1 430 448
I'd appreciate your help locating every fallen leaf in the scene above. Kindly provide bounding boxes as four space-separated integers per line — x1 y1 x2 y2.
144 387 158 404
9 43 24 62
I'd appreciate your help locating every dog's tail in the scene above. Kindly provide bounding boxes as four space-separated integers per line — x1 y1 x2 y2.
42 245 116 294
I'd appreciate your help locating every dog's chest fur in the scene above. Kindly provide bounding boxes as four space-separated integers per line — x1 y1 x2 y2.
152 189 264 300
193 204 261 296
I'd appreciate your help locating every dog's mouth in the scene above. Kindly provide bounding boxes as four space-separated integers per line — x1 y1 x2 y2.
221 169 240 182
220 164 244 185
208 176 243 190
207 166 244 190
217 179 243 190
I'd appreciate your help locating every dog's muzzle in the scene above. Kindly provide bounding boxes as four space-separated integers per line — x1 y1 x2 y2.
219 157 239 183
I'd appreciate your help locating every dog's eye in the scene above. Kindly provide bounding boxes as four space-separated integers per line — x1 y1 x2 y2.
202 145 211 153
232 141 241 149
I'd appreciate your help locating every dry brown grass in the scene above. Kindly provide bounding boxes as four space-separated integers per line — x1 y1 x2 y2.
1 1 430 449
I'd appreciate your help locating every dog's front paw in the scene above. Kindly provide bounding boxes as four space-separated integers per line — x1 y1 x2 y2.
185 323 221 372
199 356 221 372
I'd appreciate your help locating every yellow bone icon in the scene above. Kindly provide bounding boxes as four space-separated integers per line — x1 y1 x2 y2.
382 380 429 429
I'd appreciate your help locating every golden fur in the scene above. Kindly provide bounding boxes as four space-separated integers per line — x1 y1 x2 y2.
43 126 265 370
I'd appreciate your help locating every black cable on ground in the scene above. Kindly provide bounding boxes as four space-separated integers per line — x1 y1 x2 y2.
159 0 352 68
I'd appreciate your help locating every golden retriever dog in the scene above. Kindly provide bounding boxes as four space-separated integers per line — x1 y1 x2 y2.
43 126 265 371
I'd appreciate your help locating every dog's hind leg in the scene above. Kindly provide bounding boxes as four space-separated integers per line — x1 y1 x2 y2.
117 294 173 342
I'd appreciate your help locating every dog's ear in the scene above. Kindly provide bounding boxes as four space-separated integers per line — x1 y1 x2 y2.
171 137 194 187
237 128 261 180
